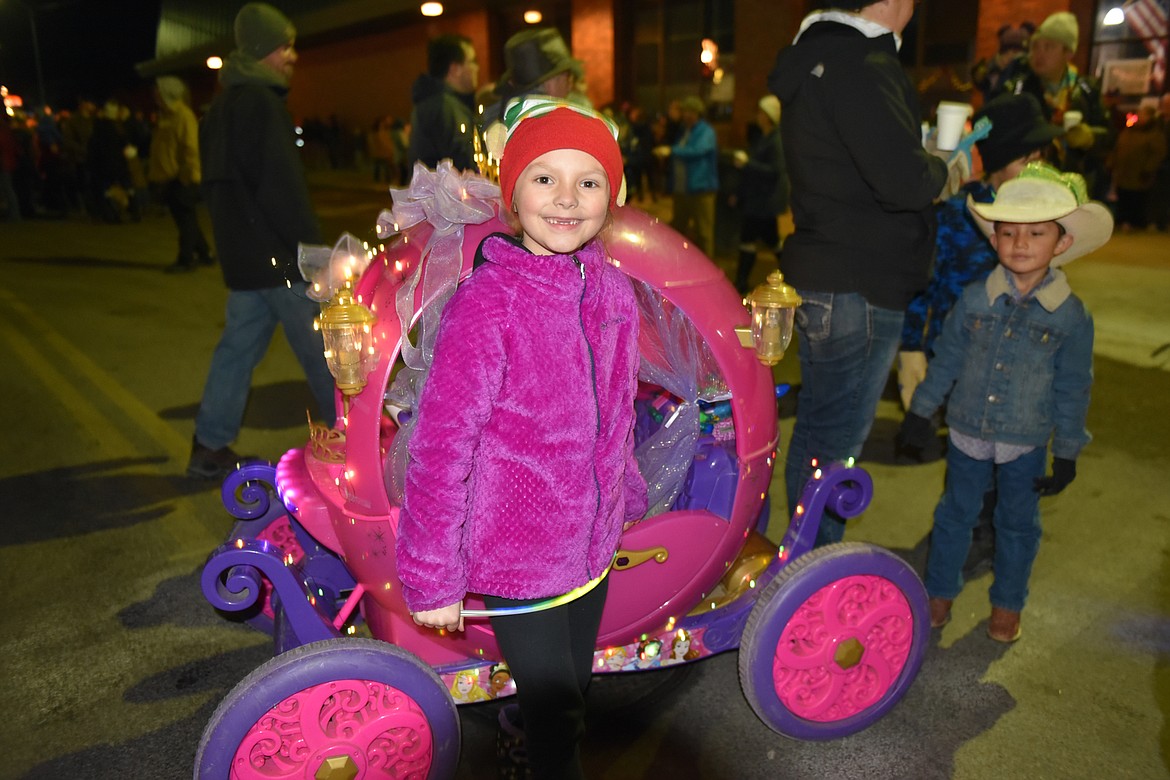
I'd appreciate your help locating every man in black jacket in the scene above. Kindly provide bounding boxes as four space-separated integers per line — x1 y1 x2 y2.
189 2 335 479
769 0 955 545
407 34 480 173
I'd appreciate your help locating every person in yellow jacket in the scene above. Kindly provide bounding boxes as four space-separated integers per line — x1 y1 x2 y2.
149 76 213 273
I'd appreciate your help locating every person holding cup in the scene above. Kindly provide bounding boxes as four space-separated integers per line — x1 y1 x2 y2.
898 92 1064 408
731 95 789 294
768 0 961 547
998 11 1113 201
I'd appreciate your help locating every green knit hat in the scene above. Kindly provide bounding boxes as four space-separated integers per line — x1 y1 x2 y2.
1034 12 1078 52
234 3 295 59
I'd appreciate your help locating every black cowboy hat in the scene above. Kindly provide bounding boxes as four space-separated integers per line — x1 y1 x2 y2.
499 28 583 97
974 93 1064 173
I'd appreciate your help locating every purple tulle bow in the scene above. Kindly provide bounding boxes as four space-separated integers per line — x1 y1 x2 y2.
377 161 500 370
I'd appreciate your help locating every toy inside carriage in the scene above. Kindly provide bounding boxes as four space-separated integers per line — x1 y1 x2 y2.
195 164 930 779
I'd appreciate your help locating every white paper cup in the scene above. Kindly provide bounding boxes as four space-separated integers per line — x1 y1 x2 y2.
1063 110 1083 131
935 101 973 151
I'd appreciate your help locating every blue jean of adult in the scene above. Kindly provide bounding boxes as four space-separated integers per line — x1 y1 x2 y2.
195 282 336 450
924 443 1045 612
784 291 903 547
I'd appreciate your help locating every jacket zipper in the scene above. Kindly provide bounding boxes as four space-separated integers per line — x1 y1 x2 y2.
575 255 603 579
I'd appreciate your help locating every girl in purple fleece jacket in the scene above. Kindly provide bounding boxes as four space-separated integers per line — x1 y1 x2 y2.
396 98 647 779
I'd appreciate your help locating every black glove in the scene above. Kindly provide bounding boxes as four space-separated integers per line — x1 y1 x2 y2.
896 413 934 459
1034 457 1076 496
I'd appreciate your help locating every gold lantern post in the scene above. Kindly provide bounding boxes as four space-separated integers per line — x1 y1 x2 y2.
736 270 802 365
317 279 377 416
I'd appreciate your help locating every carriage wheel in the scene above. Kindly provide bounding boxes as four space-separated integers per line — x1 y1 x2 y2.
195 638 460 779
738 542 928 741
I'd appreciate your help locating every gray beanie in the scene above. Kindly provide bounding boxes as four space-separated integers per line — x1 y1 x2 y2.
234 2 295 59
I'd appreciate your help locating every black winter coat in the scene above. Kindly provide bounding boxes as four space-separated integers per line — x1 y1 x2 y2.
200 60 321 291
769 18 947 310
407 74 477 173
738 127 789 219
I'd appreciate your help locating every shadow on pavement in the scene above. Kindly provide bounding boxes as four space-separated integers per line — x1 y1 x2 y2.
4 255 164 272
0 456 206 545
159 379 320 430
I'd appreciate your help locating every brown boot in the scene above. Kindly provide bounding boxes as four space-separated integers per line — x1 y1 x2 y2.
988 607 1022 642
928 597 953 628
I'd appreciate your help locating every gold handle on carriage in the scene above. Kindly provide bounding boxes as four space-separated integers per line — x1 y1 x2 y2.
613 546 669 570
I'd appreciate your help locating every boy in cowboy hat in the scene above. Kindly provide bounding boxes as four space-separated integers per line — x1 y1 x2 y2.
898 162 1112 643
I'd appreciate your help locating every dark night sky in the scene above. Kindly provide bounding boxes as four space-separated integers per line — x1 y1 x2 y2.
0 0 161 109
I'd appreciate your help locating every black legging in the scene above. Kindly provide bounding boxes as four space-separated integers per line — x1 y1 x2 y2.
485 575 609 780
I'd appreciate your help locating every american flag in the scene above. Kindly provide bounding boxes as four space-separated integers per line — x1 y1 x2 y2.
1124 0 1168 90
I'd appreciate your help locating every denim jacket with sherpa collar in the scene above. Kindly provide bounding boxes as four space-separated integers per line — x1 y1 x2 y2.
909 266 1094 460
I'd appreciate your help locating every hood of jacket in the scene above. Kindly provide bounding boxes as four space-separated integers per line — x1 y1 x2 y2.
219 53 290 94
410 73 447 104
770 13 898 104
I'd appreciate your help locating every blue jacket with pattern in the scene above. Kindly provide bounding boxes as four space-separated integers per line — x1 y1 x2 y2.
902 181 999 356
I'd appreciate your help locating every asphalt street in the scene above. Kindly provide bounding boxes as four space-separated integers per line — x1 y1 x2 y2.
0 168 1167 779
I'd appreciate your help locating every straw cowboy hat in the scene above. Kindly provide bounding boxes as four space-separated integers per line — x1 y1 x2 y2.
968 162 1114 266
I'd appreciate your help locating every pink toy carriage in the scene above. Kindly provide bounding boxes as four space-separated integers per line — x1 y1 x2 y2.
195 166 930 779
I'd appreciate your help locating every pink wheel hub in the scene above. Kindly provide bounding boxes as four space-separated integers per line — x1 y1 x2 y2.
231 679 435 779
772 574 914 722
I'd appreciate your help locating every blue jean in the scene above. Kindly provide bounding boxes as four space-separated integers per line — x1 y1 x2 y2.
195 283 336 449
924 443 1045 612
784 292 903 546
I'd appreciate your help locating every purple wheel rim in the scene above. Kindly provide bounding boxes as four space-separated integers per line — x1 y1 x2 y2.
196 638 460 779
739 543 929 741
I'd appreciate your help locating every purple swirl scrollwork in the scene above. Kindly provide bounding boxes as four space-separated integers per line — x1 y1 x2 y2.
781 463 875 562
220 460 282 523
200 539 340 647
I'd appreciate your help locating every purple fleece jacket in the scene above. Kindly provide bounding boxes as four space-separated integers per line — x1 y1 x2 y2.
396 233 648 612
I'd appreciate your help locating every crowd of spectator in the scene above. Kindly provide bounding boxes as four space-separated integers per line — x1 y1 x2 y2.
1 98 151 223
4 9 1169 245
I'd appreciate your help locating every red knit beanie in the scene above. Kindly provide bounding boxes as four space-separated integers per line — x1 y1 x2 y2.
497 106 624 210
